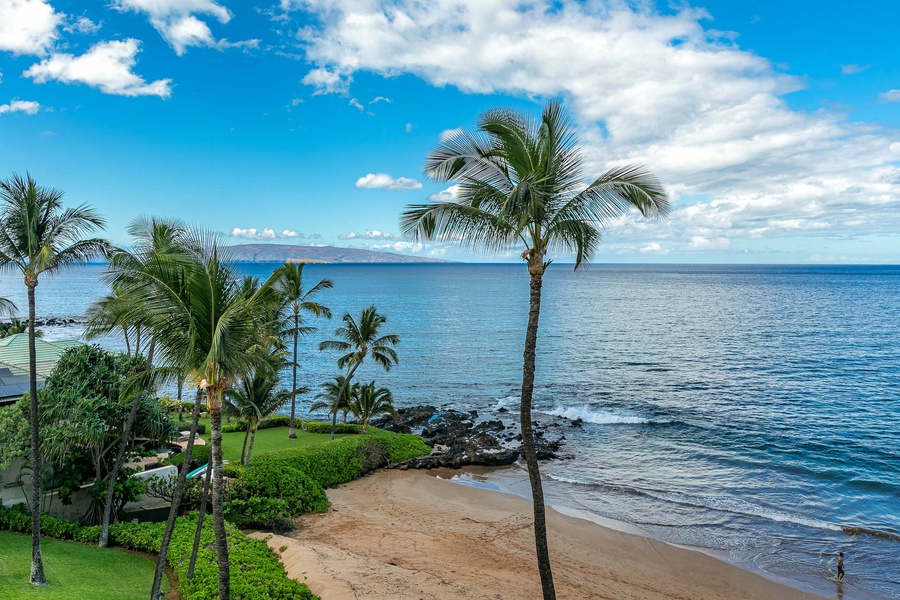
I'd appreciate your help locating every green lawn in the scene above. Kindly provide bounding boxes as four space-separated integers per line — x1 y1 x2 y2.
198 418 351 463
0 531 162 599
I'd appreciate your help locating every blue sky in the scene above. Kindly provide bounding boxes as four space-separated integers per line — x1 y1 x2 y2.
0 0 897 263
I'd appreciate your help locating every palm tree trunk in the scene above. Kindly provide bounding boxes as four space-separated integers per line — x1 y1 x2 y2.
289 314 299 438
26 283 45 586
331 364 358 440
240 426 250 466
187 460 214 579
150 388 204 600
244 425 257 466
520 266 556 600
210 397 231 599
100 340 156 547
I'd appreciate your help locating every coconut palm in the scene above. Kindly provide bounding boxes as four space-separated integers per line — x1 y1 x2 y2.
319 306 399 440
0 172 109 586
88 218 194 549
273 262 332 438
349 381 396 433
310 376 357 424
111 227 279 600
224 355 296 466
400 101 669 599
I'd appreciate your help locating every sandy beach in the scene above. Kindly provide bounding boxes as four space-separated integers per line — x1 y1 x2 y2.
253 469 827 600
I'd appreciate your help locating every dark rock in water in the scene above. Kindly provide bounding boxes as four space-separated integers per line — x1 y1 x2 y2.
497 407 508 413
571 417 583 428
374 405 568 470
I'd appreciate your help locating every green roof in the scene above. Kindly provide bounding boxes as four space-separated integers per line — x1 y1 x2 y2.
0 334 83 399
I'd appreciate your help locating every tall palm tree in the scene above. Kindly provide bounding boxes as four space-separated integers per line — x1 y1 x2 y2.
349 381 396 433
319 306 399 440
112 227 279 600
273 262 332 438
400 101 669 600
310 376 357 424
0 172 109 586
88 217 191 549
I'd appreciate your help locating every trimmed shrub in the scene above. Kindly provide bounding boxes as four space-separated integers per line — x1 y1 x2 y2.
228 463 328 529
175 421 206 435
0 504 317 600
164 444 211 470
303 421 362 435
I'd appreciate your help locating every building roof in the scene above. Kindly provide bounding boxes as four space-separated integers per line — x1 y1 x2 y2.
0 334 83 402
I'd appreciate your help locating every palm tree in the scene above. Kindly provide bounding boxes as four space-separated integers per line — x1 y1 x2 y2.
349 381 396 433
224 355 295 466
0 172 109 586
400 101 669 599
273 262 332 438
310 376 357 424
88 218 191 549
319 306 399 440
111 227 279 600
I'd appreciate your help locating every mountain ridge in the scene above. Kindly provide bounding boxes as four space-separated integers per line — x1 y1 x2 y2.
225 243 450 263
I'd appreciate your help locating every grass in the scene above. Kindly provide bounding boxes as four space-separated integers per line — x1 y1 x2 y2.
198 418 352 464
0 531 162 599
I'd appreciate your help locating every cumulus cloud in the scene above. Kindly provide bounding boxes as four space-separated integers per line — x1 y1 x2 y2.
65 15 101 35
427 184 460 202
355 173 423 190
230 227 278 240
279 0 900 256
24 39 172 98
302 67 350 95
281 229 301 238
840 64 869 75
339 230 402 240
0 99 41 115
112 0 257 55
0 0 62 55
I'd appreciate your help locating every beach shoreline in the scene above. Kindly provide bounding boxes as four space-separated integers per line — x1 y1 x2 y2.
258 468 832 600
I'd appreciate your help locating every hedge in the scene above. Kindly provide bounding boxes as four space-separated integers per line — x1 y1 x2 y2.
222 418 363 435
0 503 316 600
251 430 431 491
163 444 211 469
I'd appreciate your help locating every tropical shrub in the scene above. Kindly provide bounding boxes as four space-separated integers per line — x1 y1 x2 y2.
163 444 210 469
0 503 317 600
175 421 207 435
304 421 361 435
227 463 328 529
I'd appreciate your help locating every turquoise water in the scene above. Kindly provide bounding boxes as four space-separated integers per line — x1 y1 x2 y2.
2 263 897 598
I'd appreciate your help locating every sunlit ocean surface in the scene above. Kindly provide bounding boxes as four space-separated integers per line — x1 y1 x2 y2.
2 263 897 599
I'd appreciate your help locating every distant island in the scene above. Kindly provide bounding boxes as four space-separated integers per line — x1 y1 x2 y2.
225 243 450 264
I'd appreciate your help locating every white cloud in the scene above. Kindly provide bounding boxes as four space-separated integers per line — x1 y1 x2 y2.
639 242 664 254
355 173 423 190
302 67 350 95
24 39 172 98
0 0 62 55
112 0 256 55
290 97 304 106
281 229 301 237
405 122 413 133
339 230 402 240
64 16 101 35
439 127 464 142
370 96 391 104
427 184 460 202
281 0 900 256
840 64 869 75
349 97 363 111
231 227 304 239
0 99 41 115
879 89 900 103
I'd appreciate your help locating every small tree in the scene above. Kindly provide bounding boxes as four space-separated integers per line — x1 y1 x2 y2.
349 381 396 433
310 376 357 424
319 306 399 440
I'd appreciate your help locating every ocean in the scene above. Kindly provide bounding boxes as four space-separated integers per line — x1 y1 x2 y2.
2 263 897 599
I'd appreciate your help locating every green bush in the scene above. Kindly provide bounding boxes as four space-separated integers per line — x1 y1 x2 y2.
303 421 362 434
228 463 328 528
0 504 317 600
250 431 430 489
175 422 207 435
222 415 293 433
222 463 246 479
164 444 210 469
